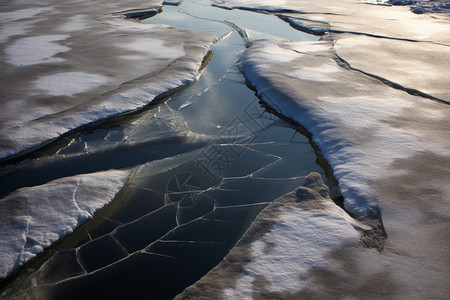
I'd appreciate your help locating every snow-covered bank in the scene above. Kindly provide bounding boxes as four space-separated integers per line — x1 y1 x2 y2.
0 169 130 279
0 0 215 162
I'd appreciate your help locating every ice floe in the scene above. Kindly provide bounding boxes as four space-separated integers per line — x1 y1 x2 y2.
0 20 36 43
0 0 215 162
388 0 450 15
214 0 450 43
1 0 449 298
163 0 184 6
0 169 131 279
242 38 450 219
223 176 362 297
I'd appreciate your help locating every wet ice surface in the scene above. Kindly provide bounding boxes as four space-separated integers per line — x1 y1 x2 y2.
0 1 329 298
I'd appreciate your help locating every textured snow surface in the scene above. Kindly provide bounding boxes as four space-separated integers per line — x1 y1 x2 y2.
334 35 450 101
0 7 52 22
242 39 450 219
58 15 90 32
223 200 360 298
1 0 449 298
0 169 130 279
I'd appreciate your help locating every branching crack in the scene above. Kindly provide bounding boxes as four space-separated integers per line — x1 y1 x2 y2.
333 51 450 105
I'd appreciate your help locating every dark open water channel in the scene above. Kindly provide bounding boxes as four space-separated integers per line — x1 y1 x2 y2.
0 1 326 298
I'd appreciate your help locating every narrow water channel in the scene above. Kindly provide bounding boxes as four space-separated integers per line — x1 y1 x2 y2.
0 1 326 299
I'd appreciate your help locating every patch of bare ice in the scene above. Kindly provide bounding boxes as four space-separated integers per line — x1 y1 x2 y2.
34 72 111 96
115 38 185 60
6 35 70 66
58 15 90 32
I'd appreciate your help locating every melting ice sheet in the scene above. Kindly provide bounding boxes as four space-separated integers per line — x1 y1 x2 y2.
2 145 319 298
0 3 326 298
0 80 324 299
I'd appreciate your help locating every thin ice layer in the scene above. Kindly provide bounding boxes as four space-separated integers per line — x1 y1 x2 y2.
0 169 130 279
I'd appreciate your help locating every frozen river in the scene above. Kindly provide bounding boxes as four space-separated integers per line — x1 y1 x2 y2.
1 0 449 298
0 1 332 298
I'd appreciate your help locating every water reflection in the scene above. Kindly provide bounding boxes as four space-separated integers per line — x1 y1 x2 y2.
0 1 323 299
147 0 315 41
